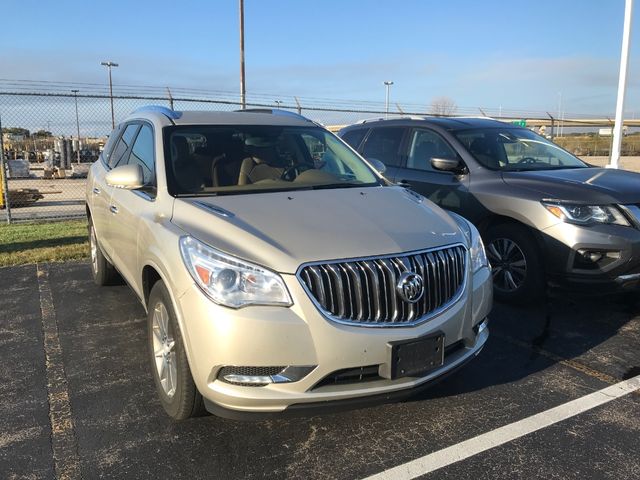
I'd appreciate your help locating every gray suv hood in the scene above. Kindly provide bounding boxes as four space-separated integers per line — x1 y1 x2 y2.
502 168 640 204
171 186 464 274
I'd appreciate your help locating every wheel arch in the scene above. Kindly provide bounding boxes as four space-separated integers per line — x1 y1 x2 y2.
476 214 547 260
142 265 162 307
141 260 201 386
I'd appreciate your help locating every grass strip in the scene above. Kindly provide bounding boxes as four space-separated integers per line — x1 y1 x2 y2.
0 220 88 267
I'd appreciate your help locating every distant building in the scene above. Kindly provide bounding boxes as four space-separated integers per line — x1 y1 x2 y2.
2 132 26 143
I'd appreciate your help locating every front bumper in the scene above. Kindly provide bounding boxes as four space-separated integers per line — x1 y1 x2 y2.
540 221 640 293
174 265 492 415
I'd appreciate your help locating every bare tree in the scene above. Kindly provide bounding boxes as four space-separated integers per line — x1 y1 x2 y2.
429 96 457 116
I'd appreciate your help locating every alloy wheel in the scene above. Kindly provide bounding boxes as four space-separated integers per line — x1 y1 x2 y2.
152 301 177 398
487 238 527 292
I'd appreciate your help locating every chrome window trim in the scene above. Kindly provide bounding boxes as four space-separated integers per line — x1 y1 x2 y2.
132 190 155 202
296 243 468 328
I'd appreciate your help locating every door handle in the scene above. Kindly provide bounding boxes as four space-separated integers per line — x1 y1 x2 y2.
109 205 118 214
92 187 101 195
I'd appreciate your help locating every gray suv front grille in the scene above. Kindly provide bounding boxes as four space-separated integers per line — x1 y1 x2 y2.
298 244 467 326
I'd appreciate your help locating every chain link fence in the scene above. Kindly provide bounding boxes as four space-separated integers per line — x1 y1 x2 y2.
1 89 639 223
0 90 419 223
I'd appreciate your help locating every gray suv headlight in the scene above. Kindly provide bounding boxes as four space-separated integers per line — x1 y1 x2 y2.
449 213 489 273
542 202 630 226
179 236 292 308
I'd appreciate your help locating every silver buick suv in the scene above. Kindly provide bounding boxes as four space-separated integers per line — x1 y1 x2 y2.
85 106 492 420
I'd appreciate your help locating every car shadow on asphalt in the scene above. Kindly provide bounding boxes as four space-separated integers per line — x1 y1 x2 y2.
412 289 640 404
13 261 638 480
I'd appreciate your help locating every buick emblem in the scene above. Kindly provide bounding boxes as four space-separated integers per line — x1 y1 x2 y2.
396 271 424 303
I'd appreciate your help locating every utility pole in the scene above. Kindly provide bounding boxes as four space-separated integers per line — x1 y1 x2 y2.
72 89 81 163
294 96 302 115
384 81 394 119
101 61 119 129
610 0 634 168
239 0 246 109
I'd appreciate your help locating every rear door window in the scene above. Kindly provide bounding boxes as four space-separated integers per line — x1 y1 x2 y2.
100 125 122 166
360 127 404 167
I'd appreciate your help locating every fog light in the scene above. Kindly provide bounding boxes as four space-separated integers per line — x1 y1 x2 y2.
574 249 621 270
218 366 316 386
581 250 603 263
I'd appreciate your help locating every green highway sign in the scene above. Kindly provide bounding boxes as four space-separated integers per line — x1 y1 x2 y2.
511 119 527 127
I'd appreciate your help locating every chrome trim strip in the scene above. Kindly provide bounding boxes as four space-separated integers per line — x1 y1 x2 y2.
296 243 468 328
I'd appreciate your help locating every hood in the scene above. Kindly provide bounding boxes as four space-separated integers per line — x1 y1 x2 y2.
502 168 640 204
171 186 464 274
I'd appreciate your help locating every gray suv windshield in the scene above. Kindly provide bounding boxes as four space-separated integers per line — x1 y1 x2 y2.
454 128 588 171
164 125 381 196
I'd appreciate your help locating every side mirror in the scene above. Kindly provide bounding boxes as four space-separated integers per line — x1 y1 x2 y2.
431 157 464 173
105 164 144 189
366 157 387 175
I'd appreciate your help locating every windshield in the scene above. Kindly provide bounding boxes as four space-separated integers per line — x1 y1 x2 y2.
454 128 588 171
163 125 381 196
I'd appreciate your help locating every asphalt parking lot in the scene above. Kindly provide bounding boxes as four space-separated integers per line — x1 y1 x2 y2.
1 261 639 479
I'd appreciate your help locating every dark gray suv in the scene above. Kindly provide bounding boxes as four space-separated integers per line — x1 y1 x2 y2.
339 117 640 302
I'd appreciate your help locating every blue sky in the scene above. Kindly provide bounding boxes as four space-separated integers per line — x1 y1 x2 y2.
1 0 639 116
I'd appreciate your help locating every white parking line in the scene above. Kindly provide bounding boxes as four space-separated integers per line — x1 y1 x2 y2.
364 374 640 480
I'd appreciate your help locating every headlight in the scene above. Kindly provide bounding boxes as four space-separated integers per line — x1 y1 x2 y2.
469 223 489 273
179 236 292 308
449 213 489 273
542 202 630 226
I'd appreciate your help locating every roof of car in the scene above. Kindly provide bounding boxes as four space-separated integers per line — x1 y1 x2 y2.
341 116 520 131
126 107 315 127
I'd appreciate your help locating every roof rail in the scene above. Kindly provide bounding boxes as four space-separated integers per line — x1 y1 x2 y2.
355 115 430 124
355 117 385 124
132 105 182 120
236 108 312 122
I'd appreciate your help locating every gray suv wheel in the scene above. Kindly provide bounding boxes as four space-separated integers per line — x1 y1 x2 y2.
485 224 544 303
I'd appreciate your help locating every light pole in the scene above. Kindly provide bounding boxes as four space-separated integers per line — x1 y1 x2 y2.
275 100 282 109
100 61 119 129
610 0 634 168
71 89 81 163
384 81 394 119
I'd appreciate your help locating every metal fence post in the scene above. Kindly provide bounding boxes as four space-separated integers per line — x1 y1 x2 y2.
0 115 12 224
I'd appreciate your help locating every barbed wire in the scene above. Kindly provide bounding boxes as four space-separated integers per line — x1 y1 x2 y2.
0 78 616 120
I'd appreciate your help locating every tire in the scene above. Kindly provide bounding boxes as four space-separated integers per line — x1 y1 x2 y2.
484 223 545 304
147 280 205 420
88 218 120 286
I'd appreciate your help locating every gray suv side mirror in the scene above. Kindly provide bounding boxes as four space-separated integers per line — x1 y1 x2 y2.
431 157 465 174
105 164 144 189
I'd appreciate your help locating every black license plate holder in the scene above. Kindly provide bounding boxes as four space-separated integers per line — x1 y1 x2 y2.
389 333 445 379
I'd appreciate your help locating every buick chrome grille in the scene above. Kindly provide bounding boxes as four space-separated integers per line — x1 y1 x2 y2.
298 244 467 326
